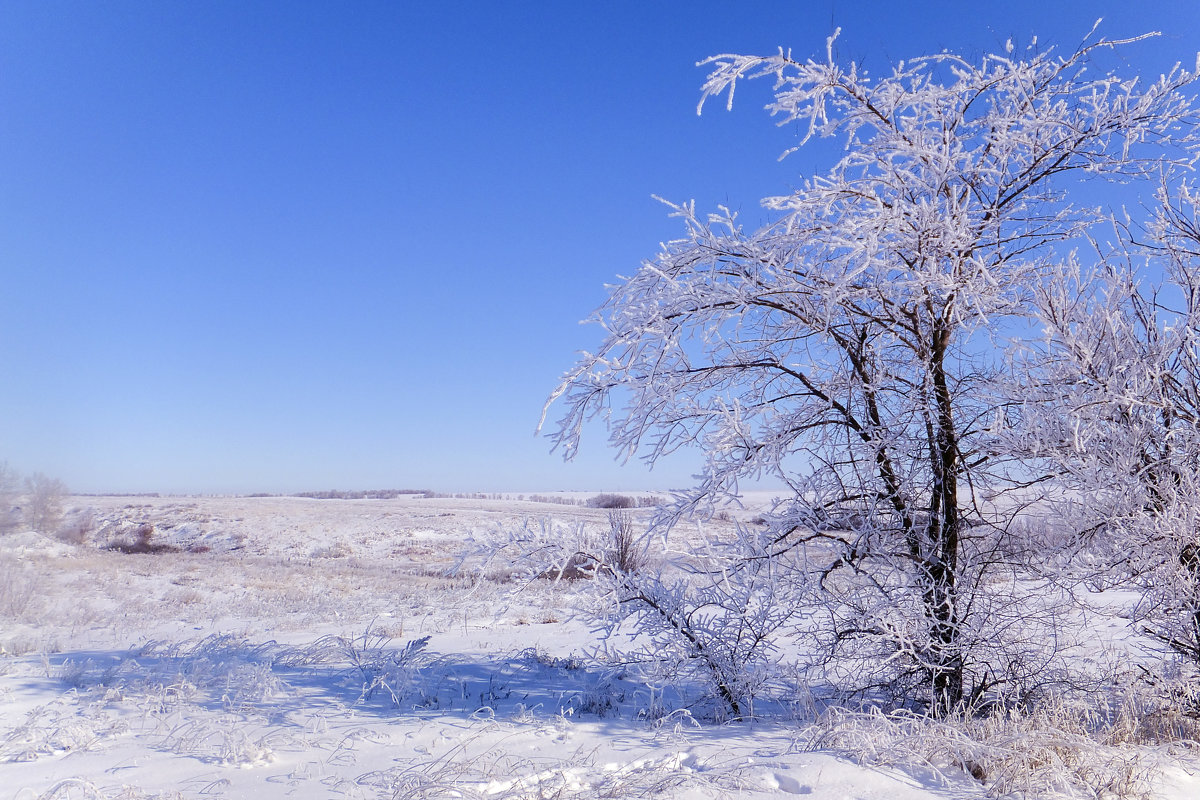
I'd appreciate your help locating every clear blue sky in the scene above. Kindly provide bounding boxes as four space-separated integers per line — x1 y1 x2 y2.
2 1 1198 494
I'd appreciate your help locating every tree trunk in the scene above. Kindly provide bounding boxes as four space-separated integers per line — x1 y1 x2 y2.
926 323 964 715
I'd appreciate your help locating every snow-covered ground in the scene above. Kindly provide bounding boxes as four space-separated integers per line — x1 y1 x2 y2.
1 495 1196 799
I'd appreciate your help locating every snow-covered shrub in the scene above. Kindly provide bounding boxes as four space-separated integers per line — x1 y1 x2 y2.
606 535 804 720
808 685 1200 800
586 493 636 509
333 624 431 707
473 516 802 718
607 510 645 575
55 507 95 545
0 555 44 622
105 523 178 554
309 541 353 559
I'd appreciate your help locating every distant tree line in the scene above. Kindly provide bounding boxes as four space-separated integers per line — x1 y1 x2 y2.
290 489 432 500
269 489 664 508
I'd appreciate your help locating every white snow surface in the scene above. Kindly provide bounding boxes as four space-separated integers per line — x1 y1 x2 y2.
0 494 1194 799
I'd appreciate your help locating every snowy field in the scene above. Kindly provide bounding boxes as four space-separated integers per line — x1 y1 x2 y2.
1 494 1198 799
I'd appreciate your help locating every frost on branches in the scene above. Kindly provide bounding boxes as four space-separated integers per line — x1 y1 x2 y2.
541 30 1198 717
1034 185 1200 682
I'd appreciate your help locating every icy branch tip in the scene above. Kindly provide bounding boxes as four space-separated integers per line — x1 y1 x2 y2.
826 27 842 61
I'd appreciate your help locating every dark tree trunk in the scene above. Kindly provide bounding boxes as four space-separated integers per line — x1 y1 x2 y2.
926 322 964 715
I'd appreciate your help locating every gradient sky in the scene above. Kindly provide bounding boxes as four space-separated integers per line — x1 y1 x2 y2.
2 1 1199 494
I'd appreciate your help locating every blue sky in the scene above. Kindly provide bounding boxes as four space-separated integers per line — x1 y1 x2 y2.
2 1 1199 494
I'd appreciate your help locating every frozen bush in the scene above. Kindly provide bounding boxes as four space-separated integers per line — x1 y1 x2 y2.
56 508 95 545
607 509 645 575
0 555 43 621
335 625 431 707
106 523 179 554
586 493 636 509
807 689 1198 800
475 516 800 718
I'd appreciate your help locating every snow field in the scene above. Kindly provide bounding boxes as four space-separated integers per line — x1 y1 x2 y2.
0 495 1196 799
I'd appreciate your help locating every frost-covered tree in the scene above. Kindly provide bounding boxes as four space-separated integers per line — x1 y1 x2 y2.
544 30 1197 714
0 462 20 534
1034 186 1200 672
24 472 66 534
